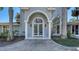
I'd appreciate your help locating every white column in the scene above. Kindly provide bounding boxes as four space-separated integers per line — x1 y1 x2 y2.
74 25 75 35
25 21 28 39
2 26 3 32
48 21 51 39
60 18 61 35
78 25 79 35
71 25 72 34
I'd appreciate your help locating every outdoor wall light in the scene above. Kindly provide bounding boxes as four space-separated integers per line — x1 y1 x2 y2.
30 24 32 27
45 24 47 27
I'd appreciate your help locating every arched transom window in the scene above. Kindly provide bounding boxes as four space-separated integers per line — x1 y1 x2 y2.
33 17 43 23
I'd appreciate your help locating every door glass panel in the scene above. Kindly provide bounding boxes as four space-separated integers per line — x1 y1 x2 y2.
57 25 60 34
34 24 38 35
75 25 78 35
34 18 42 23
39 24 43 35
72 25 74 34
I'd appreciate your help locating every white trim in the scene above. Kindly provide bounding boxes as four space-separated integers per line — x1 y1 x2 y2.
51 16 57 22
71 25 79 35
78 25 79 34
74 25 75 34
2 26 3 32
25 37 50 39
26 10 49 22
32 21 33 37
60 18 61 35
48 21 51 39
71 25 72 34
25 10 49 39
25 22 28 39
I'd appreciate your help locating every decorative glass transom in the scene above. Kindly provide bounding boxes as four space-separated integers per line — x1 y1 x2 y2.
34 18 43 23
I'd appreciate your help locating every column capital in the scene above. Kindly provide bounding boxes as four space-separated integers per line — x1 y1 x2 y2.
48 20 52 23
24 20 28 23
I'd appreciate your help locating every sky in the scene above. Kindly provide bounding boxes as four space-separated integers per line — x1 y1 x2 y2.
67 7 75 22
0 7 20 23
0 7 75 22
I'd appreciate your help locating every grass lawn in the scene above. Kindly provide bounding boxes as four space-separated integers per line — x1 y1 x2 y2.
53 38 79 47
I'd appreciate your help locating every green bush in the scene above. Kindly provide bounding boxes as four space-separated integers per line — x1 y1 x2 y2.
0 30 9 38
67 30 71 38
13 30 19 36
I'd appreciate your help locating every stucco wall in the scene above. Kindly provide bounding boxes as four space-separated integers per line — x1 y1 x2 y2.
20 7 66 38
20 7 62 35
26 11 48 38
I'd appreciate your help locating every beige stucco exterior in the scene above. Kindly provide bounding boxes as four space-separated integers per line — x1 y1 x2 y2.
0 22 20 36
19 7 67 39
0 7 67 39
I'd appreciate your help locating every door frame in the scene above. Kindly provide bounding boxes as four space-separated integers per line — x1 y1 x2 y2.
32 17 44 38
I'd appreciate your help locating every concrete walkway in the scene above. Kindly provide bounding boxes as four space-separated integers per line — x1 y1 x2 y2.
0 39 77 51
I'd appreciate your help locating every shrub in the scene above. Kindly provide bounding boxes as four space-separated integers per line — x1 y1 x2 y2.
0 30 9 38
67 30 71 38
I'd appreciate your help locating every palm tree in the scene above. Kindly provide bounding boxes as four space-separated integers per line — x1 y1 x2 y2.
0 7 3 11
8 7 14 40
0 7 14 40
72 7 79 20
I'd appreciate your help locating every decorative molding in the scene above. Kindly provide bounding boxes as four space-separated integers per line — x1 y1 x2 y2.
26 10 49 22
21 7 29 11
25 37 50 39
47 7 56 11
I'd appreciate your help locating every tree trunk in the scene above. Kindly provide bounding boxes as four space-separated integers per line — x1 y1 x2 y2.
8 7 13 40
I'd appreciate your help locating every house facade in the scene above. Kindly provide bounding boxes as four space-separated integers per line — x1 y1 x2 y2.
0 7 68 39
68 20 79 38
0 22 20 36
19 7 67 39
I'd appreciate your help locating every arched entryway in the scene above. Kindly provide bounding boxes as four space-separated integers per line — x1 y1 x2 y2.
25 11 49 39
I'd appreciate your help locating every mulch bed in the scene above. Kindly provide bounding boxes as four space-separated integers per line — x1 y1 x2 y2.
0 36 24 47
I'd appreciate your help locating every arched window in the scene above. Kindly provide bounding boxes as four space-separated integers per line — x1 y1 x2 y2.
33 17 43 23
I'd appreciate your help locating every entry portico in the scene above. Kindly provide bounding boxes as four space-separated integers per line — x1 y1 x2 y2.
20 7 67 39
25 10 52 39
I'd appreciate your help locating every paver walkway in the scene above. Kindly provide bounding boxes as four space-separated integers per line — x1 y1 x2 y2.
0 39 77 51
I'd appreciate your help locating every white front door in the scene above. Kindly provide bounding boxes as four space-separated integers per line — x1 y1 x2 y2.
33 24 43 36
32 17 44 37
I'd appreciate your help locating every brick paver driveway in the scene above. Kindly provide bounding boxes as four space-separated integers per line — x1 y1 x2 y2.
0 39 77 51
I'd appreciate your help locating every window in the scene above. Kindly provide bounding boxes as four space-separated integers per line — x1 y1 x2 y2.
39 24 43 35
57 25 60 34
34 24 38 35
75 25 78 35
72 25 79 35
72 25 74 34
34 18 42 23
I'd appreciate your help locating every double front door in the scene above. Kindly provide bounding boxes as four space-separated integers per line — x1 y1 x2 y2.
32 17 44 37
33 24 43 36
